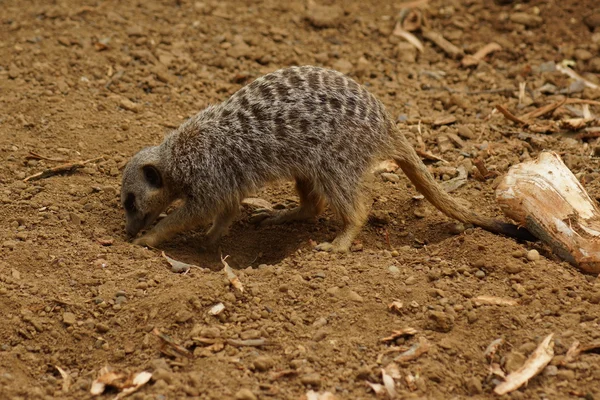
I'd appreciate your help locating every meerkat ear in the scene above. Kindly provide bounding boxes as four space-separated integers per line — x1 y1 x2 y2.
142 165 163 188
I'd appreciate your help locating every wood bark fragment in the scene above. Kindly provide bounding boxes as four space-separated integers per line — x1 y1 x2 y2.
23 156 104 182
496 104 527 125
461 42 502 67
493 334 554 395
421 29 463 58
496 151 600 273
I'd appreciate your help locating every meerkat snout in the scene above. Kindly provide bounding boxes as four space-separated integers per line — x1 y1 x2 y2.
121 147 173 238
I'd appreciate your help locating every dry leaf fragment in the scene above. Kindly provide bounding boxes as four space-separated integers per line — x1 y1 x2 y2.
380 327 418 342
222 255 244 292
421 29 463 58
561 340 581 365
432 115 457 126
496 104 528 125
383 363 401 380
387 300 403 313
474 296 518 306
162 251 201 274
494 333 554 395
152 328 193 358
304 390 338 400
365 381 386 396
461 42 502 67
394 336 430 363
404 373 417 391
381 368 397 398
114 372 152 399
484 338 505 361
556 64 599 90
208 303 225 315
489 363 506 379
561 118 597 131
392 25 424 52
55 365 71 393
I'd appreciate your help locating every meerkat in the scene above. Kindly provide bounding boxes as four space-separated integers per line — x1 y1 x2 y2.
121 66 534 252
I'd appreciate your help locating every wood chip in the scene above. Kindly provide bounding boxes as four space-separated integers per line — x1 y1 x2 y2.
394 336 430 363
474 296 518 306
392 24 424 52
556 64 599 90
416 149 448 163
365 381 386 396
440 165 468 193
380 327 418 342
222 255 244 292
152 328 193 358
55 365 71 393
496 104 527 125
561 340 581 365
90 367 152 398
496 151 600 273
494 333 554 395
208 303 225 315
461 42 502 67
484 338 505 360
387 300 403 313
519 98 567 121
162 251 202 274
432 115 457 126
304 390 338 400
421 29 463 59
381 368 397 398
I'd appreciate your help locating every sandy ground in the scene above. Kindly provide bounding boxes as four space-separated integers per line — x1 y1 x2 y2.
1 0 600 399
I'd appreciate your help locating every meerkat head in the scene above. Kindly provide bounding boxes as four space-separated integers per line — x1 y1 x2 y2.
121 147 172 237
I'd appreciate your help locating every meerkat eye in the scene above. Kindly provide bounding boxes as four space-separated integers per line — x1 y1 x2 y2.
124 193 136 212
142 165 163 188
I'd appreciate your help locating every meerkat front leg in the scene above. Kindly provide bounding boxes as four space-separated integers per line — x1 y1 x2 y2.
133 204 202 248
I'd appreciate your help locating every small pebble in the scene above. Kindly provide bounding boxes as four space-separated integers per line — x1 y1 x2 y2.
556 369 575 381
475 270 485 279
62 312 77 326
300 373 321 387
235 389 257 400
526 249 540 261
381 173 400 183
388 265 400 275
253 356 274 372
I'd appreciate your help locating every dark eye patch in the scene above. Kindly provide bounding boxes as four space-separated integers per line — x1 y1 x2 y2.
124 193 136 212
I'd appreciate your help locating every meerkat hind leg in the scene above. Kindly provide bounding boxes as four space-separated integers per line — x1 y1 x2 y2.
258 178 326 225
315 191 369 253
204 204 239 245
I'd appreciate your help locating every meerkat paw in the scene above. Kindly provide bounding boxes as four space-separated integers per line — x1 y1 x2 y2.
248 209 273 225
315 241 351 253
133 235 159 248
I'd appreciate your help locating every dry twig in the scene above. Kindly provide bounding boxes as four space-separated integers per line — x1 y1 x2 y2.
23 156 103 182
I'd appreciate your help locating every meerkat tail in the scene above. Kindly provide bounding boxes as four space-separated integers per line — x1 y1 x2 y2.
391 129 536 241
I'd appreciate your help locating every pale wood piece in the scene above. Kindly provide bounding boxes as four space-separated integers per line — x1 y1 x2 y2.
496 151 600 274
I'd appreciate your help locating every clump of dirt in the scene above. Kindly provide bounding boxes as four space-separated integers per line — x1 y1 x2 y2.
1 0 600 399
